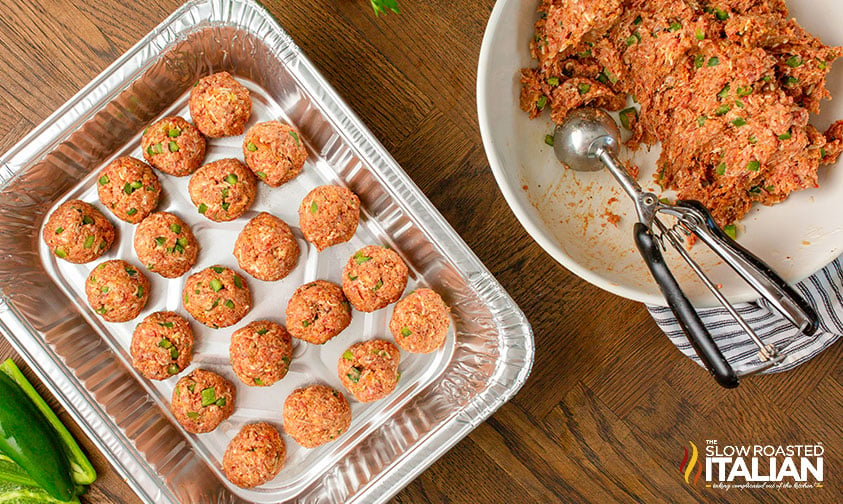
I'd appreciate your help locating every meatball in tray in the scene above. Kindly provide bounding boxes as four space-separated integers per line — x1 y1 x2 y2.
36 76 461 497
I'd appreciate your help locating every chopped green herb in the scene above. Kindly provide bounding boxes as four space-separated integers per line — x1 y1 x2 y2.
55 226 64 234
310 201 318 214
354 252 372 264
154 143 163 154
696 28 705 40
95 306 108 315
98 175 110 185
818 60 828 70
281 356 290 364
302 320 311 328
221 202 231 211
256 328 268 335
186 411 199 419
225 174 238 185
633 15 642 25
697 116 707 127
749 135 758 145
694 54 705 69
346 367 361 384
619 107 637 130
714 8 729 20
707 57 720 67
342 350 354 361
762 75 772 83
187 383 195 393
732 118 747 127
669 21 681 32
136 285 144 298
536 95 547 111
155 236 166 247
256 171 267 179
246 142 258 152
544 134 554 146
170 223 181 234
717 84 730 100
288 130 300 145
735 100 745 108
723 224 737 240
82 215 94 225
626 32 641 46
100 286 109 293
127 208 138 216
746 160 760 171
577 83 591 95
177 237 188 248
786 55 803 68
184 292 189 304
209 279 223 292
167 364 179 375
146 145 155 156
169 347 179 359
198 203 208 214
736 86 753 97
400 327 412 337
778 130 792 140
125 267 137 276
254 377 264 386
168 141 179 152
715 104 731 116
123 183 133 195
546 77 560 86
716 162 726 176
785 76 799 86
348 274 358 281
83 235 95 249
821 148 827 159
233 276 243 289
200 387 217 407
211 266 224 274
168 128 181 138
224 299 235 309
372 279 383 291
159 321 174 328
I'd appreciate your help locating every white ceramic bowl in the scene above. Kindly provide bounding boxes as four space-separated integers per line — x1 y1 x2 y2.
478 0 843 307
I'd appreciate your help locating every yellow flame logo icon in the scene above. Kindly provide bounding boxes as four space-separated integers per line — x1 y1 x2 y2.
679 441 703 485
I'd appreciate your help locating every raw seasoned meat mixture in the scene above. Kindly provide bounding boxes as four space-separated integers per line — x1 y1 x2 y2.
521 0 843 226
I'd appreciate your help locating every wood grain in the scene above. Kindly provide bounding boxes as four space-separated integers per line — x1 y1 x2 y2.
0 1 841 503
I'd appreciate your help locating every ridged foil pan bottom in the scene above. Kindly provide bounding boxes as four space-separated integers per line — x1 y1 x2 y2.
0 1 534 502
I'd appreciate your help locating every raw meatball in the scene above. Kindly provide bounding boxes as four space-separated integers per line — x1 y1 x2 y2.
189 158 257 222
337 340 400 403
189 72 251 138
243 121 306 187
134 212 199 278
282 385 351 448
141 116 206 176
223 423 286 489
171 369 236 434
298 185 360 251
233 212 299 281
85 260 150 323
42 200 115 263
229 320 292 387
285 280 351 344
96 156 161 223
131 311 193 380
389 288 450 354
182 265 251 328
342 245 408 312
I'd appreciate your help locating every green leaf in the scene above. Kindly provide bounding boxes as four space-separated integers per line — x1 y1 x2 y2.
723 224 737 240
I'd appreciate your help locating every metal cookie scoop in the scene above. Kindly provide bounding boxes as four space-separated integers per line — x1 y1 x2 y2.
554 107 819 388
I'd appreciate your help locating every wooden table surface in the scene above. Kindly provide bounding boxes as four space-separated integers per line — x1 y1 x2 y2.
1 1 841 503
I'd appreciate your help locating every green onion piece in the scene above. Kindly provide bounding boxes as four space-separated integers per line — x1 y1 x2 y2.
55 226 64 234
169 347 179 359
155 237 166 246
309 200 318 214
123 183 133 195
353 252 372 264
633 15 642 25
233 276 243 288
818 60 828 70
577 83 591 95
186 411 199 419
209 279 223 292
342 350 354 361
619 107 636 129
669 21 681 32
778 130 792 140
125 267 137 276
716 163 726 176
288 130 300 145
786 55 803 68
746 160 760 171
246 142 258 152
211 266 224 274
154 143 163 154
697 116 707 127
765 185 775 192
100 286 109 293
221 202 230 211
736 86 753 97
626 32 641 46
168 128 181 138
184 292 189 304
348 274 358 281
200 387 217 407
735 100 745 108
168 224 181 235
536 95 547 111
83 236 95 249
187 383 195 393
281 356 290 364
400 327 411 337
177 237 188 247
785 76 799 86
256 328 268 335
821 148 827 159
372 279 383 291
167 364 179 375
215 397 226 407
256 171 267 179
714 8 729 20
131 180 142 189
127 208 138 216
159 321 174 328
707 57 720 67
544 134 554 146
95 306 108 315
158 337 173 349
694 54 705 69
254 377 264 386
715 104 731 116
748 135 758 145
224 299 235 309
82 215 94 225
696 28 705 40
762 75 772 83
98 175 110 185
346 367 361 384
576 49 592 58
723 224 737 240
198 203 208 214
168 141 179 152
717 84 730 100
546 77 560 86
146 145 155 156
225 174 238 185
136 285 144 298
603 68 618 85
732 118 747 127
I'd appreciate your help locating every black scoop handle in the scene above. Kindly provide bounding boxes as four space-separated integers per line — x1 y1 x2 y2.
634 223 739 388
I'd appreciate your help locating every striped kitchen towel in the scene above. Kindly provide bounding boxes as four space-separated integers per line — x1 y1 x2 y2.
648 255 843 375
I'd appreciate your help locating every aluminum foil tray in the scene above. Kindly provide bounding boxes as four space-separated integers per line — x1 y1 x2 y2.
0 1 534 502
